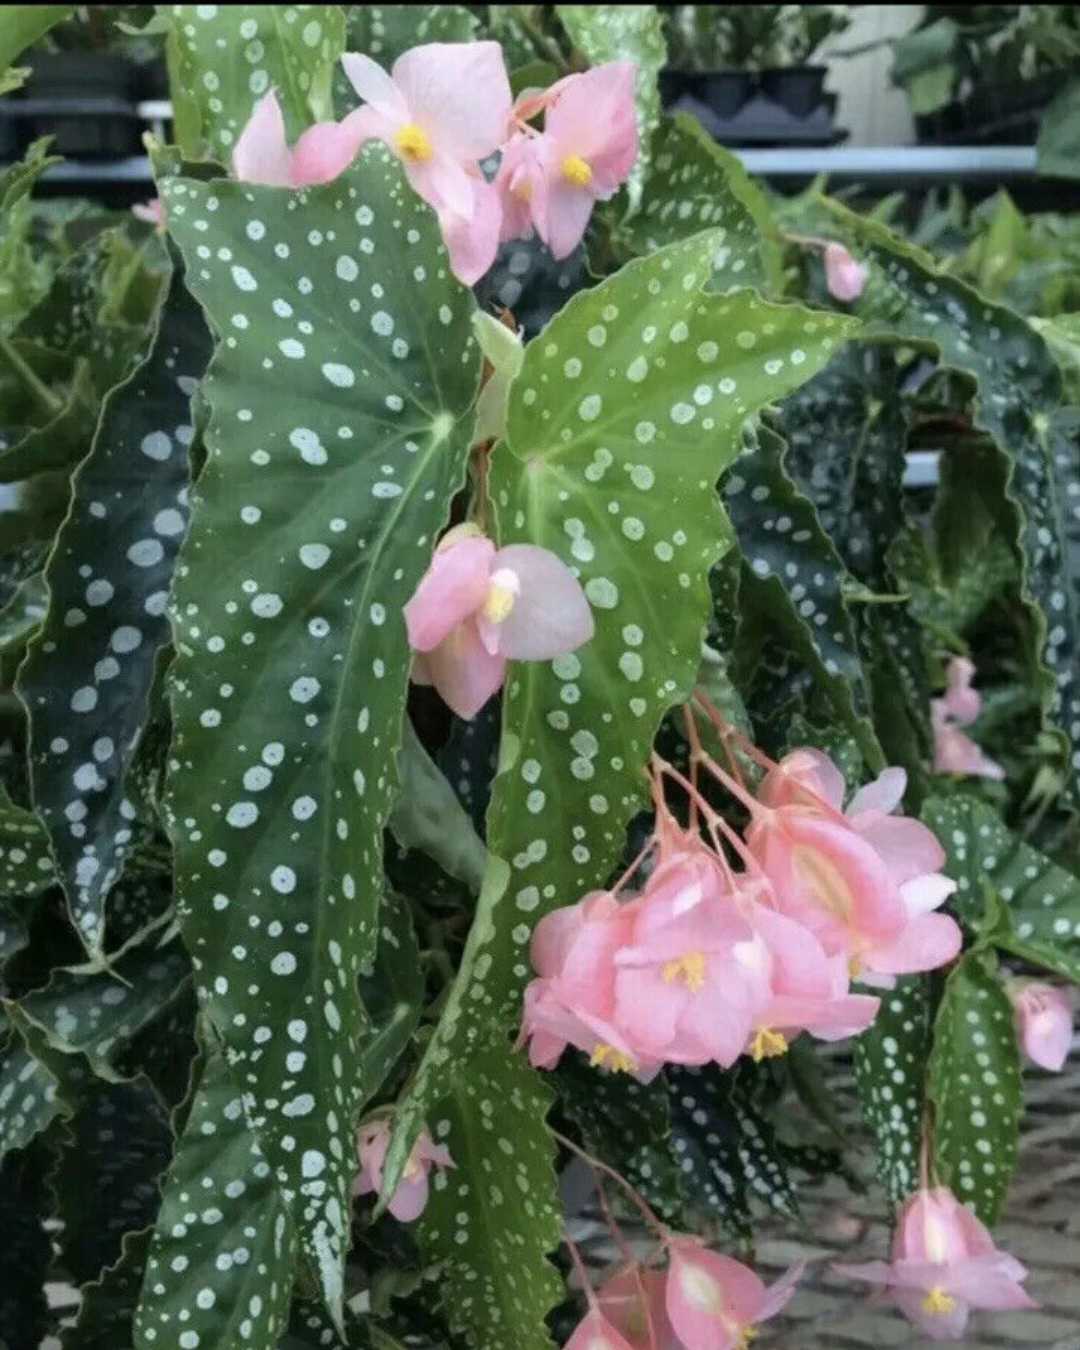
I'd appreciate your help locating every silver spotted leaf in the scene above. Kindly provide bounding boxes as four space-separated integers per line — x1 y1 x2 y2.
0 783 53 900
928 949 1022 1225
853 974 932 1210
619 112 781 294
17 258 211 961
725 420 882 770
556 4 666 215
0 1012 66 1161
922 792 1080 981
826 201 1080 802
165 4 346 161
415 1044 563 1350
385 234 854 1193
159 147 480 1330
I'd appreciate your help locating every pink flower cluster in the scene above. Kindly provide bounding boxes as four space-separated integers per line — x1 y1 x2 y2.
836 1184 1035 1340
353 1117 453 1223
404 523 594 720
520 736 962 1081
231 42 637 284
932 656 1005 781
1010 979 1073 1072
573 1243 801 1350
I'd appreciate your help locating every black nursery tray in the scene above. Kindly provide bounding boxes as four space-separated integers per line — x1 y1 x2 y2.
1 98 142 159
668 92 848 148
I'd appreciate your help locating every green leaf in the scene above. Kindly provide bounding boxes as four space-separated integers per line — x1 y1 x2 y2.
164 4 346 161
556 4 666 215
0 357 95 484
134 1041 294 1349
340 4 477 76
889 17 958 113
387 236 854 1191
1038 79 1080 180
928 949 1021 1224
922 793 1080 980
357 891 424 1106
159 147 481 1328
0 3 75 68
619 113 781 294
0 782 53 899
0 138 63 337
0 1142 52 1350
853 974 931 1209
0 1015 66 1160
390 720 487 895
0 571 47 656
725 420 881 768
17 259 211 960
825 200 1080 802
415 1045 563 1350
556 1054 683 1223
63 1229 152 1350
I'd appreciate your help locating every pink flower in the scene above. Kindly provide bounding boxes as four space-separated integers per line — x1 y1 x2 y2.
1010 980 1072 1071
823 242 867 302
931 657 1005 781
748 750 962 984
232 90 367 188
353 1118 453 1222
519 890 663 1081
665 1239 802 1350
613 851 770 1068
835 1185 1036 1340
597 1264 680 1350
565 1308 637 1350
496 62 638 258
340 41 511 283
404 524 594 720
132 197 166 229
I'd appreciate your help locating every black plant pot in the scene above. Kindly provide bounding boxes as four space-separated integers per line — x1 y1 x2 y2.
20 52 139 158
660 68 756 117
136 56 170 101
760 65 828 118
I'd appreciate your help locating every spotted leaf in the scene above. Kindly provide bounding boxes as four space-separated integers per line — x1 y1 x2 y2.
385 234 855 1192
725 420 882 769
414 1045 563 1350
923 793 1080 980
63 1229 153 1350
165 4 346 161
0 783 53 900
825 200 1080 801
159 147 480 1330
0 1013 66 1161
17 258 211 961
928 949 1021 1224
853 974 932 1210
556 4 666 214
618 112 781 294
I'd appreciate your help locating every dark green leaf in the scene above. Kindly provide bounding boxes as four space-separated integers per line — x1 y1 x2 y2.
357 891 424 1107
928 949 1021 1224
0 1142 51 1350
1037 79 1080 180
0 4 75 67
63 1229 152 1350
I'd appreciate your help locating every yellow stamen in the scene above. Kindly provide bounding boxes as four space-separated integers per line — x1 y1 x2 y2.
561 153 593 187
395 122 433 163
661 951 707 993
921 1287 957 1316
481 568 520 624
750 1027 789 1062
736 1328 759 1349
590 1043 636 1074
848 955 862 978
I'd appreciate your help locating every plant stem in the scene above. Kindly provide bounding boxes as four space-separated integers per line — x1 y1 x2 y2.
0 334 62 419
551 1127 669 1242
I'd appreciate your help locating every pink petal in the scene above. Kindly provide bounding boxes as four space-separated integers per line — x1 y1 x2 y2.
944 1255 1037 1311
847 767 907 818
545 62 638 170
899 873 957 917
289 118 367 186
893 1286 970 1340
495 132 548 243
933 723 1005 780
597 1265 676 1350
388 1173 429 1222
340 52 409 123
832 1260 893 1289
943 656 981 725
863 912 961 976
613 966 687 1056
403 534 494 652
823 243 868 302
666 1243 764 1350
132 198 165 227
1015 983 1073 1072
435 174 503 286
392 41 512 161
489 543 595 660
758 1262 805 1321
758 748 846 812
537 174 596 260
851 811 947 884
406 149 475 220
232 90 293 186
422 620 506 720
565 1308 637 1350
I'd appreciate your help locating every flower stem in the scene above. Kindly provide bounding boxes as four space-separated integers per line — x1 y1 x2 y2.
551 1127 669 1242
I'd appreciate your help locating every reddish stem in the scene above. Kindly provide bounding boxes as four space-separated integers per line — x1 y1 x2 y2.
551 1128 669 1242
564 1232 599 1311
